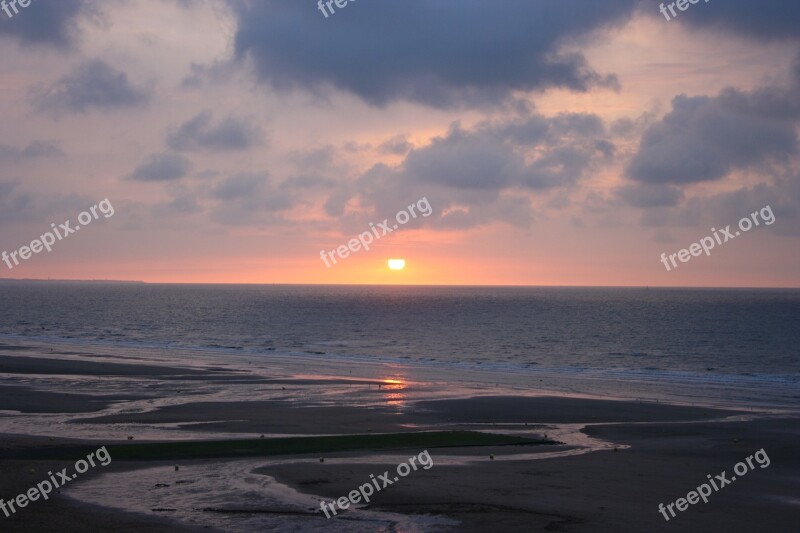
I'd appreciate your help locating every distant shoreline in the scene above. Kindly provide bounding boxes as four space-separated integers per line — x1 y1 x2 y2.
0 278 145 284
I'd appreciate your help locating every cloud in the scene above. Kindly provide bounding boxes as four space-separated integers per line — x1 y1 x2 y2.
618 59 800 234
626 58 800 187
638 180 799 235
149 171 309 225
167 111 263 152
156 195 202 216
627 94 797 185
0 0 95 47
715 56 800 120
378 135 414 155
0 181 32 223
329 111 614 228
0 141 63 162
404 124 520 190
31 60 150 114
616 183 684 208
181 60 238 89
0 181 100 227
209 172 294 225
212 172 263 200
130 153 192 182
279 174 335 191
20 140 65 158
677 0 800 41
287 146 335 171
401 115 612 193
228 0 635 108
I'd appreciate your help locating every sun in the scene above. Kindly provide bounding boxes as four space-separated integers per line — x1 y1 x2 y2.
388 258 406 271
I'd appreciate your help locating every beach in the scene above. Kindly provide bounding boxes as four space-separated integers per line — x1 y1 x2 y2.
1 339 797 532
3 0 800 530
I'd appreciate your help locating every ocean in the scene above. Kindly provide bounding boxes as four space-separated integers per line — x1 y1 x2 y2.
1 282 798 408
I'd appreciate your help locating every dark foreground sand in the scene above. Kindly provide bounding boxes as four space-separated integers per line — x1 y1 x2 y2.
263 416 800 532
1 345 798 532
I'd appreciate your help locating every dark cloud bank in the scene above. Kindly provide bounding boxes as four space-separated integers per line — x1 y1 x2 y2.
228 0 637 108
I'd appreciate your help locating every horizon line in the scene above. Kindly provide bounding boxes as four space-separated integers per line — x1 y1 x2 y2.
0 278 798 290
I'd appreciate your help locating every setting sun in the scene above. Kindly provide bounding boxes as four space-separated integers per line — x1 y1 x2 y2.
388 259 406 270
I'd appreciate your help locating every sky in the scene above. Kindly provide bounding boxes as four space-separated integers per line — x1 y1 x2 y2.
0 0 799 287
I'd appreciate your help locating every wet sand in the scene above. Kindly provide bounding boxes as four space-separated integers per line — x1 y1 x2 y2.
71 396 739 434
1 340 798 532
263 416 800 532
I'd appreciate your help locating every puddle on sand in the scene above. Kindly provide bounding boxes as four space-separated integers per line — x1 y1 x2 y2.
67 459 458 532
